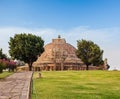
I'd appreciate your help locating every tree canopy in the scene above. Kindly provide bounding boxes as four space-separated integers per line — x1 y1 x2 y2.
76 39 103 70
9 33 44 71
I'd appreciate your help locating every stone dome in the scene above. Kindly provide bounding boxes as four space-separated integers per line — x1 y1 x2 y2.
33 36 84 70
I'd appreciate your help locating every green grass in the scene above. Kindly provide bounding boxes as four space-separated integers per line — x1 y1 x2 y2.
32 71 120 99
0 71 13 79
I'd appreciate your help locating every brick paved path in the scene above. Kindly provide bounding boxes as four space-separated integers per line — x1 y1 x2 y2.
0 71 33 99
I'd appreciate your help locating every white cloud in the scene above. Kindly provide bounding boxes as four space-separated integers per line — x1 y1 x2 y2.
0 26 120 70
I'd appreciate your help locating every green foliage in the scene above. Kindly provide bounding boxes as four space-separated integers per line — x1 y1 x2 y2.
76 39 103 70
0 49 7 59
107 64 110 69
32 71 120 99
0 61 5 73
9 33 44 71
0 49 7 73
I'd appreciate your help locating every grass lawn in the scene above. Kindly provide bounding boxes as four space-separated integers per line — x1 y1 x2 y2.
32 71 120 99
0 71 13 79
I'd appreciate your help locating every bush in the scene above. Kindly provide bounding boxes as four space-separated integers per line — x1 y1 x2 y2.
0 60 5 73
8 61 16 72
0 59 17 73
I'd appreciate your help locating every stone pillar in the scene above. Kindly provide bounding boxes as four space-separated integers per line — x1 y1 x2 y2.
104 58 108 70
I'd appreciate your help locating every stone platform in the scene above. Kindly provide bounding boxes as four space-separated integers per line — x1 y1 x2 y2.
0 71 33 99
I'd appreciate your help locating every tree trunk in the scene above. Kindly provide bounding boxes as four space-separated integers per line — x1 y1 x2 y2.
86 65 89 70
0 68 3 73
28 63 33 71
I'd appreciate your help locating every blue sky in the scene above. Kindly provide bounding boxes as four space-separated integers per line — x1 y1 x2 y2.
0 0 120 29
0 0 120 70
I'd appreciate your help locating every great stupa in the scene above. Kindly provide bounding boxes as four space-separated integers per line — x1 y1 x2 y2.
33 35 85 71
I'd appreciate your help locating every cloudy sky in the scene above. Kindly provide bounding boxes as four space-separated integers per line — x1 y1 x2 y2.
0 0 120 70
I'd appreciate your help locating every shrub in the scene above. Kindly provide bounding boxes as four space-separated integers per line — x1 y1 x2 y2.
0 59 17 73
0 60 6 73
8 61 16 72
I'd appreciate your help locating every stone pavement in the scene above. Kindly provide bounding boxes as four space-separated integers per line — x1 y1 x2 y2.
0 71 33 99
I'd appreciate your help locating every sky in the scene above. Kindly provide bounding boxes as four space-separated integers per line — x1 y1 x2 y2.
0 0 120 70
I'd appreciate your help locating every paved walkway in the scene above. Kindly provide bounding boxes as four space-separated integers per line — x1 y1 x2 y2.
0 71 33 99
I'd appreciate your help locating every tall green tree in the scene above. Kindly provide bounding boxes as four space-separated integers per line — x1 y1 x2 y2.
9 33 44 71
76 39 103 70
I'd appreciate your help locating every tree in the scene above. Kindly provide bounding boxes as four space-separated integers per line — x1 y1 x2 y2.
76 39 103 70
0 49 7 59
9 33 44 71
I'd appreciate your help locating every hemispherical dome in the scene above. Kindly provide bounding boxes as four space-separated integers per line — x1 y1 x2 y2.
34 37 83 66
